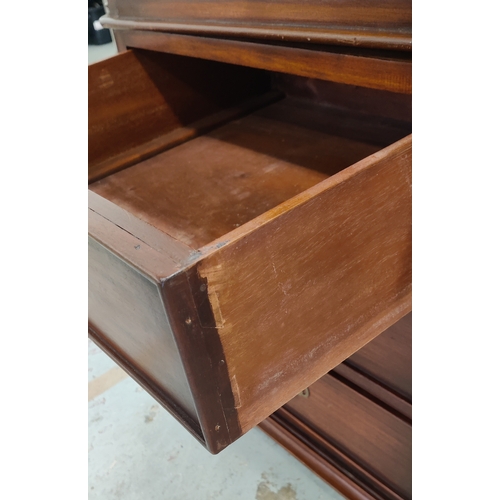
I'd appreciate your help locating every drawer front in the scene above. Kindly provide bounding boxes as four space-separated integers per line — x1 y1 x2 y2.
88 50 411 453
285 374 412 498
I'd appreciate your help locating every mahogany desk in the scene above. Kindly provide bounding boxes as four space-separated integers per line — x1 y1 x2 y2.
88 2 412 497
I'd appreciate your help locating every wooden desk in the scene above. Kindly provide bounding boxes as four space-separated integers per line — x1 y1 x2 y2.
88 2 411 497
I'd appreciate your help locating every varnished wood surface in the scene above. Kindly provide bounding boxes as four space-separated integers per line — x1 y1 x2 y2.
89 202 241 453
333 363 411 421
88 237 199 425
89 49 272 182
285 374 411 498
89 49 412 453
346 313 412 401
331 312 412 419
113 30 412 94
103 0 411 51
261 313 412 499
90 97 386 248
88 207 180 282
194 135 411 435
262 406 407 500
273 74 412 124
89 90 283 185
88 129 411 451
161 269 242 453
89 190 193 261
259 412 380 500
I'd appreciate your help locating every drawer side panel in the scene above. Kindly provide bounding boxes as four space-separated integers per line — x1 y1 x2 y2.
197 136 412 435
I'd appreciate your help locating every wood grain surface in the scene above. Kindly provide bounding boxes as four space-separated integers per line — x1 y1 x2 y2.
89 47 412 453
261 311 412 498
161 268 243 453
273 74 412 124
194 135 412 434
90 98 387 248
346 312 412 401
333 363 411 421
88 237 199 425
89 49 272 182
285 373 411 498
113 30 412 94
89 190 194 261
103 0 411 51
260 410 385 500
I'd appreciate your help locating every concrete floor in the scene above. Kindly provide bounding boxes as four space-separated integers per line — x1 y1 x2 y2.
88 41 345 499
88 341 344 500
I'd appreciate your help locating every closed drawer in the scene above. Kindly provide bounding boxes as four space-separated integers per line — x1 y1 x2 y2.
285 373 412 498
343 312 412 401
88 48 412 453
331 312 412 421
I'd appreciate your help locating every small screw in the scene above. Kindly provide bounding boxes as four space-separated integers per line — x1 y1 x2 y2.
200 284 207 292
185 318 192 325
215 425 220 431
298 388 310 398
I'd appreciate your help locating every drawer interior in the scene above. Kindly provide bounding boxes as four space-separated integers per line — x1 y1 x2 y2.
89 48 411 250
89 47 412 453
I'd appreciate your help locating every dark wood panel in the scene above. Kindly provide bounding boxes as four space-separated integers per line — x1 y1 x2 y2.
333 363 411 420
285 375 411 498
103 0 411 51
114 30 412 94
88 42 412 456
88 236 199 425
273 74 412 124
346 313 412 400
161 269 243 454
261 407 407 500
88 205 241 454
260 414 380 500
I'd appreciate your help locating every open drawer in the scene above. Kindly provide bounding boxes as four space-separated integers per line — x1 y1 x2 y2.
88 48 412 454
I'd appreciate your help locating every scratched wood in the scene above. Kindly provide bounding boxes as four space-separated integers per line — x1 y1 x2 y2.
194 135 412 434
89 51 412 452
103 0 411 51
